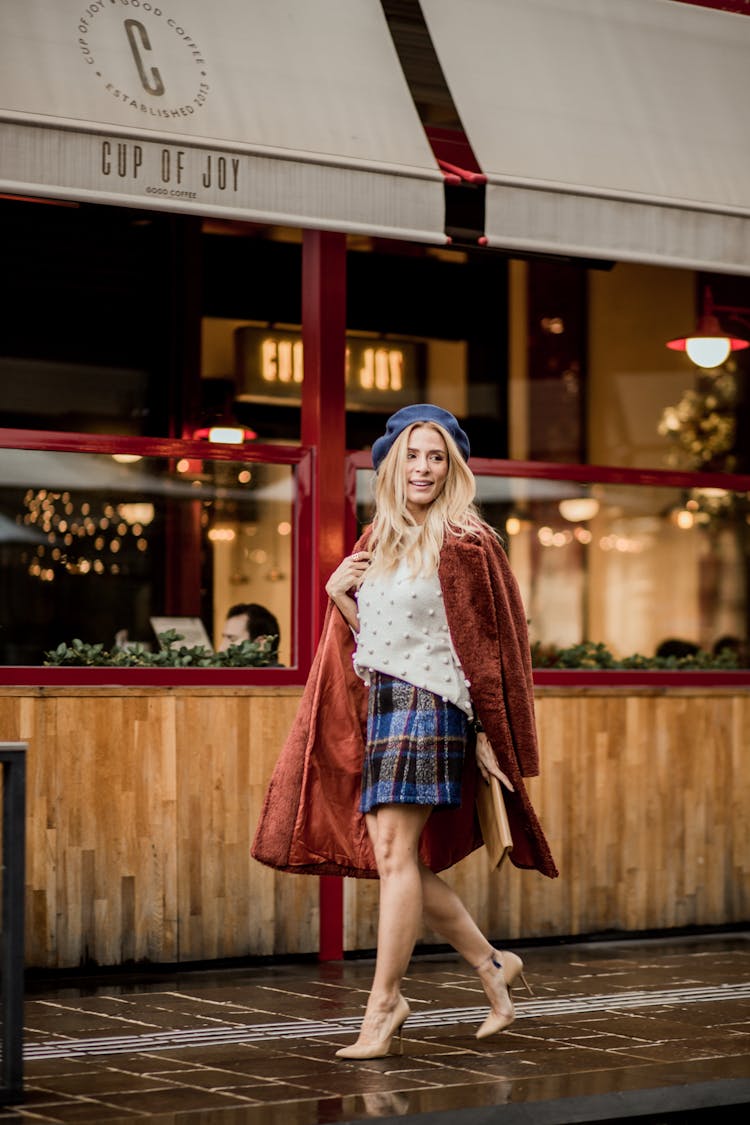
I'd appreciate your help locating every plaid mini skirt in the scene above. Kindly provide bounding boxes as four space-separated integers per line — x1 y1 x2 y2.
360 672 468 814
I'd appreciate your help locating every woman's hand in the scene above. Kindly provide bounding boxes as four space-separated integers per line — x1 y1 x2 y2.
475 731 514 793
325 550 372 600
325 550 372 633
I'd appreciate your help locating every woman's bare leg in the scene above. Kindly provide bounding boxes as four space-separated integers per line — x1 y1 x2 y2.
418 862 494 966
419 862 515 1028
350 809 513 1049
349 804 431 1043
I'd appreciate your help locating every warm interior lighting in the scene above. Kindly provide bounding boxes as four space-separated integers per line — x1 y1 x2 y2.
558 497 600 522
694 487 728 500
667 286 750 369
505 516 521 536
117 503 155 526
674 508 695 530
208 425 244 444
112 453 142 464
684 337 732 369
192 424 257 444
176 458 203 474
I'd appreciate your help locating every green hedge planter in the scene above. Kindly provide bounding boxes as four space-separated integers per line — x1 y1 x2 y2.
44 633 739 671
530 640 739 671
44 630 279 668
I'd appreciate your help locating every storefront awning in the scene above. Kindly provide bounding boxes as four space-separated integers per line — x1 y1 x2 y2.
0 0 445 243
421 0 750 273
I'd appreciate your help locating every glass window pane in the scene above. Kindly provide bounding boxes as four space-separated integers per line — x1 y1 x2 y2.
0 450 295 667
355 468 750 665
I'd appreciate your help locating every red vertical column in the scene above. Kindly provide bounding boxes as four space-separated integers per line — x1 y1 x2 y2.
164 499 203 615
301 230 347 961
166 217 203 616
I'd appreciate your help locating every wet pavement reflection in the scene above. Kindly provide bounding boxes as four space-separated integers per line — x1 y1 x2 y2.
4 933 749 1123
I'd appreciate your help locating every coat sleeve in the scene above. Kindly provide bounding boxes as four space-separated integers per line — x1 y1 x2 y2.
440 533 539 778
438 533 559 878
481 534 540 777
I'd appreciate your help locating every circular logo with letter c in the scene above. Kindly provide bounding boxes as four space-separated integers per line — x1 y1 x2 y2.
76 2 210 121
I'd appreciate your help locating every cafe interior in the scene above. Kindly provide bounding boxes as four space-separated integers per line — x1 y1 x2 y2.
1 200 749 674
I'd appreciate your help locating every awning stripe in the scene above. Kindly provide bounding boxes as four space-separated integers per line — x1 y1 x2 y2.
0 120 446 244
485 183 750 274
422 0 750 270
0 0 445 241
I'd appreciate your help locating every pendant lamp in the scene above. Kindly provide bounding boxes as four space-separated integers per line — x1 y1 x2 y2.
667 287 749 369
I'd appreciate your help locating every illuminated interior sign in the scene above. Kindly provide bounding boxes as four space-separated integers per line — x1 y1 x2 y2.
235 327 421 408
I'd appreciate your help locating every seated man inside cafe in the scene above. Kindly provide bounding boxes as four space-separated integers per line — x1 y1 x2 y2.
219 602 281 663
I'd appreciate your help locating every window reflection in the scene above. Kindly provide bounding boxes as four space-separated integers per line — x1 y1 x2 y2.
355 470 750 665
0 450 294 666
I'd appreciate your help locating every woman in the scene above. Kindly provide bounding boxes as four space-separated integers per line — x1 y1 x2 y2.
252 404 557 1058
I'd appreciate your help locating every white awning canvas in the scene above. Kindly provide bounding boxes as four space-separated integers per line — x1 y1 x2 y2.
422 0 750 272
0 0 445 242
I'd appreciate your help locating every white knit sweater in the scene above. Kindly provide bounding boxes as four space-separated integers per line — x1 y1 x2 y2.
353 559 474 717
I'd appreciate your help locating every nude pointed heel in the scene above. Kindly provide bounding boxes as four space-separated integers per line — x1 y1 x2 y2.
502 950 533 997
335 995 410 1060
474 949 530 1040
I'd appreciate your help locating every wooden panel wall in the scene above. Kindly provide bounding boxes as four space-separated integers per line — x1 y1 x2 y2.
0 687 317 969
1 685 747 968
346 688 750 951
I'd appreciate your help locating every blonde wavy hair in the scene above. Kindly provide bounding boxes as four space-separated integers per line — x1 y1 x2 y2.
368 422 495 576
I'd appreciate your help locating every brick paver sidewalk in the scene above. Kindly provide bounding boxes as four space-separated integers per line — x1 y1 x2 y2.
5 933 749 1123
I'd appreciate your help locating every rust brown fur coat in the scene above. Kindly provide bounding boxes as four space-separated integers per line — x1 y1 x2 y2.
252 528 558 879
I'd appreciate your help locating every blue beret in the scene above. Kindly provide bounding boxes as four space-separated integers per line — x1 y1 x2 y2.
371 404 470 471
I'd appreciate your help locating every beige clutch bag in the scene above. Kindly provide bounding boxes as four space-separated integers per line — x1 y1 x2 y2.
476 774 513 869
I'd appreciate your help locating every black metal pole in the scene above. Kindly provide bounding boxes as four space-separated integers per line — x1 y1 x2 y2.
1 743 26 1104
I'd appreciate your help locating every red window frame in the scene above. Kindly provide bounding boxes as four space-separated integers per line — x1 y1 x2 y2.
0 428 316 686
3 432 750 687
346 450 750 688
